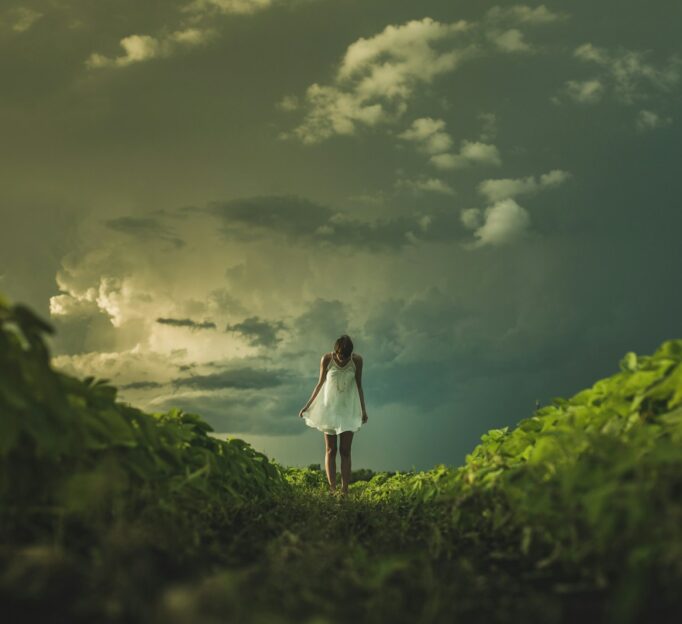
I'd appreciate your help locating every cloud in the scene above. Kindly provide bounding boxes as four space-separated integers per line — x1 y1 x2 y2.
207 194 447 250
397 117 501 170
561 43 682 105
207 195 329 240
460 208 483 230
148 390 302 435
172 366 287 390
430 140 502 170
284 9 569 144
561 78 605 104
276 94 300 112
182 0 274 16
635 109 673 132
287 17 478 144
121 381 165 390
397 117 454 154
105 216 185 248
460 169 572 248
477 169 571 202
477 112 498 142
485 28 533 53
484 4 568 25
86 28 215 69
156 317 217 330
6 7 43 33
52 349 185 389
395 177 455 196
468 198 531 247
225 316 286 347
481 4 569 54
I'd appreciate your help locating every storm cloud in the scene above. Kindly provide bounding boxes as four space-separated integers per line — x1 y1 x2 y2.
2 0 681 470
156 317 217 330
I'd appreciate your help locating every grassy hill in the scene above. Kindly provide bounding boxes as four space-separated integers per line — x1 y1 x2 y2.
1 294 681 623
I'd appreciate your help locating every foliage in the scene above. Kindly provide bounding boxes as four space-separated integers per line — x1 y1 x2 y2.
1 293 681 623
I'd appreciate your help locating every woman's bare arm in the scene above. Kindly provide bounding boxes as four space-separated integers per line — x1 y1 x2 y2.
301 353 331 412
354 354 368 421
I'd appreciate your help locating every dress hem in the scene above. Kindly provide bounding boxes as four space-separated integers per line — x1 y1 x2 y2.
302 415 362 435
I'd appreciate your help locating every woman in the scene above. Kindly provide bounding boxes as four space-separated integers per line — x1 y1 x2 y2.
299 334 368 497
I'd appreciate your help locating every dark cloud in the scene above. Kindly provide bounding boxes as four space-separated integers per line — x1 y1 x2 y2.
225 315 285 347
288 298 354 356
156 317 216 330
121 380 164 390
105 217 185 249
171 366 289 390
4 0 682 471
207 195 466 251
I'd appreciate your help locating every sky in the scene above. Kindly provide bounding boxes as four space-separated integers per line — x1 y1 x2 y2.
1 0 681 471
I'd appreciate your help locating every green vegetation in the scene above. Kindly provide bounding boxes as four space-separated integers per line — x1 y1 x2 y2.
1 293 681 623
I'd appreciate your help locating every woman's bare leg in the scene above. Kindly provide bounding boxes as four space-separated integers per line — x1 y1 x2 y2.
339 431 353 496
324 433 337 491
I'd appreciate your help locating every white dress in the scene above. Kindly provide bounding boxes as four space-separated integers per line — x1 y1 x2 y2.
303 353 363 435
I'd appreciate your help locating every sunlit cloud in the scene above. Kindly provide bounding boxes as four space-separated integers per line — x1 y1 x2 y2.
86 28 215 69
477 169 571 203
553 43 682 108
395 176 455 196
284 17 478 144
635 109 673 132
430 141 502 170
182 0 274 16
398 117 454 155
484 4 568 25
6 7 43 33
459 169 572 248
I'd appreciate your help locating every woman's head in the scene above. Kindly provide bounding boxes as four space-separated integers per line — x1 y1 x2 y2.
334 334 353 359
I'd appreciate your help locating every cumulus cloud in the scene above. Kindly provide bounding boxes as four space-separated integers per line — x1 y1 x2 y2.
469 198 531 247
286 17 478 144
555 43 682 106
86 28 215 69
430 140 502 170
6 7 43 32
52 349 185 390
485 28 533 53
460 208 483 230
276 94 300 111
396 117 501 171
182 0 274 16
481 4 568 54
484 4 568 25
477 169 571 202
395 177 455 196
635 109 673 132
283 9 568 144
560 78 605 104
477 111 498 142
397 117 454 154
460 169 572 249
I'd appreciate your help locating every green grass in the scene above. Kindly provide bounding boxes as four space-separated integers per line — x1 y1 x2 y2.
1 293 681 623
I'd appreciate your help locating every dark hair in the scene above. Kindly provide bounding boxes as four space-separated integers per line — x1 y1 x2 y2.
333 334 353 359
